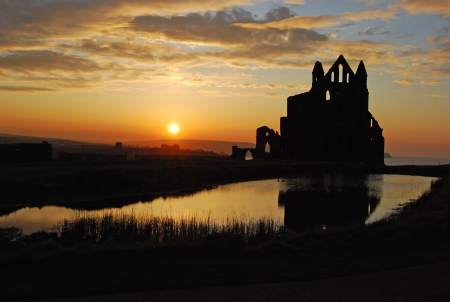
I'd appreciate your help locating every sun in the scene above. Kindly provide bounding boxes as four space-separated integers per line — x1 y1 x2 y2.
168 123 179 134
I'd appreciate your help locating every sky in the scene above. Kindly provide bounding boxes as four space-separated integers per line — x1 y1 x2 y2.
0 0 449 157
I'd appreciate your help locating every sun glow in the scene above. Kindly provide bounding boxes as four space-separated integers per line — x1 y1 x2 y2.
168 123 179 134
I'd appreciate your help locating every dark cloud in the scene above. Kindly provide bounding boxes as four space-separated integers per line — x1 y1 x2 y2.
0 85 55 92
0 0 251 48
265 6 296 22
358 25 390 35
288 28 329 42
0 50 102 72
131 8 328 45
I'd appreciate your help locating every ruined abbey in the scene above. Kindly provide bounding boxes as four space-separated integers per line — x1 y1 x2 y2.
232 55 385 165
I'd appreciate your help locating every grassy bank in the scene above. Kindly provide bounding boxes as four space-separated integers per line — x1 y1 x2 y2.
1 173 449 300
1 157 449 213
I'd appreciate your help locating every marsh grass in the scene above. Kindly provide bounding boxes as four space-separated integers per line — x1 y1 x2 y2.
51 210 290 243
1 176 450 301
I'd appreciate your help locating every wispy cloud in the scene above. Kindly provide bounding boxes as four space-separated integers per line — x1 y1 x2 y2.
421 79 442 86
399 0 450 18
0 85 55 92
394 78 414 85
431 93 446 98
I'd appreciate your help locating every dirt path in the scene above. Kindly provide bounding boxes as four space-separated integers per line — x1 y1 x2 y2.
26 260 450 302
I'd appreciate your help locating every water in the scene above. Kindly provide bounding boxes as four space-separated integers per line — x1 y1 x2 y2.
385 156 450 166
0 174 437 234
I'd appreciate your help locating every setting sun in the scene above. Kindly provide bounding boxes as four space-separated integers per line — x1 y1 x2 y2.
168 123 179 134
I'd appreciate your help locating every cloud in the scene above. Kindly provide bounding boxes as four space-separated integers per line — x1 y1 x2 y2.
399 0 450 18
265 6 296 21
0 86 55 92
234 7 398 30
68 38 200 65
431 93 445 98
233 91 290 98
427 35 450 48
0 49 159 90
0 0 253 49
394 78 414 85
283 0 305 4
234 15 341 30
182 76 213 86
0 50 103 72
0 1 448 93
421 79 442 86
131 8 329 46
358 25 390 36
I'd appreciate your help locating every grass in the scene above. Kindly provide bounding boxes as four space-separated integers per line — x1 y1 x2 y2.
50 210 290 243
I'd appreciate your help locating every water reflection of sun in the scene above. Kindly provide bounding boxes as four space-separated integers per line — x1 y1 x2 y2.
168 123 179 134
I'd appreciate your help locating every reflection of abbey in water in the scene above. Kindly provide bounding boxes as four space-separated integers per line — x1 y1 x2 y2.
278 175 381 232
232 55 385 165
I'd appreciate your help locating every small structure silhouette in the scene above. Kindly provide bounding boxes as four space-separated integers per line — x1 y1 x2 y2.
0 141 52 163
231 126 282 160
232 55 385 164
254 126 282 159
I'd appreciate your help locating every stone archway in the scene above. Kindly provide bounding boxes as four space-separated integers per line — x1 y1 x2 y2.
254 126 282 159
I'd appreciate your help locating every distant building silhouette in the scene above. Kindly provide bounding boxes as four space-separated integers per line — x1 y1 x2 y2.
0 141 52 163
161 143 180 152
232 55 385 164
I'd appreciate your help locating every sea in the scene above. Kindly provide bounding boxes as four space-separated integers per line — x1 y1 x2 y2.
244 155 450 166
385 156 450 166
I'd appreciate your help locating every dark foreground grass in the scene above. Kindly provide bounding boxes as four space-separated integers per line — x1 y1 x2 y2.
46 210 289 244
1 175 450 300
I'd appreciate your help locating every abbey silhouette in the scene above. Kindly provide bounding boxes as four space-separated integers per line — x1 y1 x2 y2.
232 55 385 164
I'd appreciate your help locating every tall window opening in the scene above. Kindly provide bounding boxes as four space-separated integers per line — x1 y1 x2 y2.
339 64 343 83
245 150 253 160
326 90 330 101
347 73 350 83
331 71 334 82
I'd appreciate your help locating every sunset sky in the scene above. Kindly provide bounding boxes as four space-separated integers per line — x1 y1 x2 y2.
0 0 449 157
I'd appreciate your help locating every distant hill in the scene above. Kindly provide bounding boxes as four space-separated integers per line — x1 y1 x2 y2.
124 139 255 155
384 153 392 158
0 133 103 147
0 134 253 155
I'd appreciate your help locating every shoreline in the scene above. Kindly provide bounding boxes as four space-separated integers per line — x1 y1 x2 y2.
1 158 449 215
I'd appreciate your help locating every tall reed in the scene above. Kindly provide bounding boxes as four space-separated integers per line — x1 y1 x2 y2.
51 209 289 243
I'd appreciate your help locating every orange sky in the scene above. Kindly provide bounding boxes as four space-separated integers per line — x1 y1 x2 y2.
1 0 449 157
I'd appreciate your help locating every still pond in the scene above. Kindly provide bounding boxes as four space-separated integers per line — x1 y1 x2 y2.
0 174 438 234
